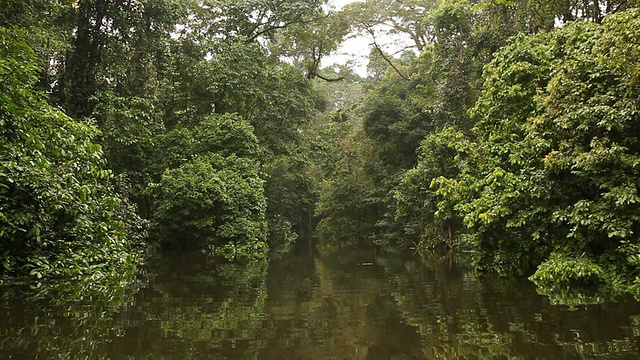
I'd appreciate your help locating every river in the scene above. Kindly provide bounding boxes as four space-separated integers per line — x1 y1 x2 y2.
1 247 639 359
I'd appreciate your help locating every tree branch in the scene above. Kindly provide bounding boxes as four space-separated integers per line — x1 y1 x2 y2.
247 13 332 42
365 26 410 81
314 73 345 82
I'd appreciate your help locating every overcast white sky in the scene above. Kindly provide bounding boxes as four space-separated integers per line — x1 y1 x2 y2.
322 0 412 77
322 0 367 75
330 0 363 9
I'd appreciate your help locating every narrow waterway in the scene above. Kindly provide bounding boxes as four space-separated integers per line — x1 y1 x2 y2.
1 248 639 359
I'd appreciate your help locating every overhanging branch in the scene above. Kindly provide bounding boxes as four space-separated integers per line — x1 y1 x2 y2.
366 26 410 81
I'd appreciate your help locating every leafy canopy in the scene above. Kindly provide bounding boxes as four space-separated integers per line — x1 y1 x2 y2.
0 29 140 281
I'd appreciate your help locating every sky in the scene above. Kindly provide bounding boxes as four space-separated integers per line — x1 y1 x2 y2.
322 0 413 77
330 0 362 10
322 0 368 75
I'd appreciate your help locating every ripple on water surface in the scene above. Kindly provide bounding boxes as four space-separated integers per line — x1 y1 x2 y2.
1 249 639 359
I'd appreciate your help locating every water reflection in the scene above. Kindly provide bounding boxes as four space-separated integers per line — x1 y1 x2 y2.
0 272 139 359
1 248 639 359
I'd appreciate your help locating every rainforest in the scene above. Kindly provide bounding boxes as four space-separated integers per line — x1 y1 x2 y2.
1 0 640 357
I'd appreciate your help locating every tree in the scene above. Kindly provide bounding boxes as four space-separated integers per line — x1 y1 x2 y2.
151 154 268 259
393 127 467 251
146 113 269 258
0 0 76 92
56 0 328 253
434 9 640 293
0 29 140 281
267 7 349 81
342 0 439 52
314 118 380 245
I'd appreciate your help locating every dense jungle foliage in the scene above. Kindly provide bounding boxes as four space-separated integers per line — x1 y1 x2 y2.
1 0 639 297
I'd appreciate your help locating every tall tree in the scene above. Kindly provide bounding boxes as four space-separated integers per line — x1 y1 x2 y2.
0 29 140 281
434 9 640 292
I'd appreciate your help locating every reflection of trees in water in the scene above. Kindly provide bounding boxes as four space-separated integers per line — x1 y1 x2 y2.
0 252 271 360
0 270 139 359
382 254 640 359
107 252 270 359
257 249 424 359
1 250 639 359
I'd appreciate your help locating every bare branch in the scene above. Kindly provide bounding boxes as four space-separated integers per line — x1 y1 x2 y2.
365 26 410 81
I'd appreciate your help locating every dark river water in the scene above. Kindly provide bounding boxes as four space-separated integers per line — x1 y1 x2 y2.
1 247 639 359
